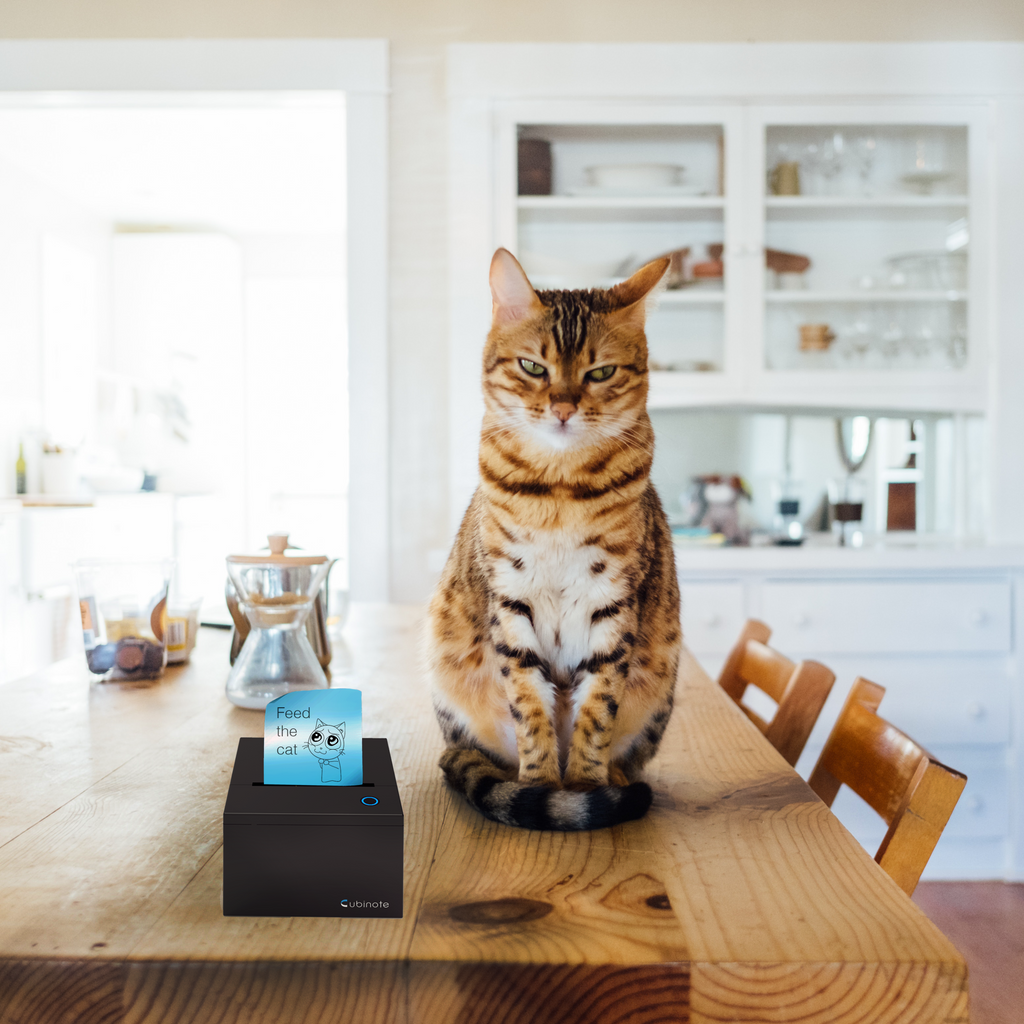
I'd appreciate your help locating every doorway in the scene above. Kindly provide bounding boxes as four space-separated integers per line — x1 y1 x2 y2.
0 96 348 619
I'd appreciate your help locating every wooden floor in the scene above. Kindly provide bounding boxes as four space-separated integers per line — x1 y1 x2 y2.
914 882 1024 1024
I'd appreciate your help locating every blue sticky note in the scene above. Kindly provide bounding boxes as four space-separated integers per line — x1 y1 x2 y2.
263 689 363 786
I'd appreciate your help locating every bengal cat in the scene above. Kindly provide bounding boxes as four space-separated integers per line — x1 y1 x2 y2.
427 248 681 830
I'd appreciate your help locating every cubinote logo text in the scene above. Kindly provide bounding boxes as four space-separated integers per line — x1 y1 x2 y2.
340 899 390 908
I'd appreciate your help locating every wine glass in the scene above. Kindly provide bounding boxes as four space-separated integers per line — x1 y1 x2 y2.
853 135 877 196
804 132 846 195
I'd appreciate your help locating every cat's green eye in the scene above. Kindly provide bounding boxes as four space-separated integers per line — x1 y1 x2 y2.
520 358 547 377
586 365 616 382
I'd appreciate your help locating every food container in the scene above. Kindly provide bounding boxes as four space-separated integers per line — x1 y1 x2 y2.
799 323 836 351
74 559 173 681
518 138 552 196
166 597 202 664
769 160 801 195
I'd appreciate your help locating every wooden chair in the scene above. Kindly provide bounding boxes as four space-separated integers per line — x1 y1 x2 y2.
808 677 967 896
717 619 836 767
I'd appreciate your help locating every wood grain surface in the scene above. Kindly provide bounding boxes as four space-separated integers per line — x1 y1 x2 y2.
0 604 968 1024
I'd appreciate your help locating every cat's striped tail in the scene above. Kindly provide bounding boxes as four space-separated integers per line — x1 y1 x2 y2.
439 747 653 831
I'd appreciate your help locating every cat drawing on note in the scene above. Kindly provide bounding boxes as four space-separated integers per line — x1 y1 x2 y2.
305 720 345 782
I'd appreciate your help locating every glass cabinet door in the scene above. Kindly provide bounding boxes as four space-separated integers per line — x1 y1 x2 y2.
504 114 736 383
751 106 986 396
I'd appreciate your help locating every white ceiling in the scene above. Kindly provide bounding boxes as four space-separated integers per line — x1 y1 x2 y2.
0 102 346 233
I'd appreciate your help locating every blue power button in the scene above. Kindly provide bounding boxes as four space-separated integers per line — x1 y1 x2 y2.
361 796 379 806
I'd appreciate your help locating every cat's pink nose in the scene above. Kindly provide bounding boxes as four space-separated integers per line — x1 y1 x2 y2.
551 401 577 423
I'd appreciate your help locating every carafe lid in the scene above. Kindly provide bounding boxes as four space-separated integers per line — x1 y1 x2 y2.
227 533 328 567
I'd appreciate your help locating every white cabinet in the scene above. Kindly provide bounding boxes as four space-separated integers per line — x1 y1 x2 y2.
674 554 1024 881
494 103 989 416
678 581 746 654
448 43 1024 542
748 105 988 413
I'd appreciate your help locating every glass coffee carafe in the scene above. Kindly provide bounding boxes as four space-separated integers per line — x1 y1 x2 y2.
225 537 332 709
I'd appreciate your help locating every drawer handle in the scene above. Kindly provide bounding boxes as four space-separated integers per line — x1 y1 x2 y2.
965 794 984 813
966 702 985 719
702 612 721 628
793 611 810 628
969 610 988 626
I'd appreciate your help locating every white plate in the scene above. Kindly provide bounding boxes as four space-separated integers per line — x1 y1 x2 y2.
564 183 710 198
586 162 684 191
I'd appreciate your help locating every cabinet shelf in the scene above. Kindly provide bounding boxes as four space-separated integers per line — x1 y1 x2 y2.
518 195 724 210
765 195 969 222
765 290 966 303
765 195 968 209
518 194 725 222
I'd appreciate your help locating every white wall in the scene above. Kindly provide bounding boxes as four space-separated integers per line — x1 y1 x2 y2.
0 161 109 495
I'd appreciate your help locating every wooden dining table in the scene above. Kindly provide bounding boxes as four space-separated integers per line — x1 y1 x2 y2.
0 603 968 1023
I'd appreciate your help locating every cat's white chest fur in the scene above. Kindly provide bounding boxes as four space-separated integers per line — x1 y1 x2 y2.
495 528 623 681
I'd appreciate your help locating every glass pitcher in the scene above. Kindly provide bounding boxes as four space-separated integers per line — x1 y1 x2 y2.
225 537 332 709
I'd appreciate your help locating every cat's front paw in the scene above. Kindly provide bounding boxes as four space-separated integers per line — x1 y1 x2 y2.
516 761 561 788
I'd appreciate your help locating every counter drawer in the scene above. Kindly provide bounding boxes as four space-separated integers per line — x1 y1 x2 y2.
762 580 1011 655
801 658 1012 749
679 582 745 655
931 748 1009 841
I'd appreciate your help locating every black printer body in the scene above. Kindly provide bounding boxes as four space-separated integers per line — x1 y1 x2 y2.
222 736 403 917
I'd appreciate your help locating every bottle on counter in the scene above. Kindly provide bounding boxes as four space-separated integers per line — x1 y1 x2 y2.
15 443 26 495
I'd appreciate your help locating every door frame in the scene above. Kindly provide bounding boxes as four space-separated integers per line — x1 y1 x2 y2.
0 39 390 600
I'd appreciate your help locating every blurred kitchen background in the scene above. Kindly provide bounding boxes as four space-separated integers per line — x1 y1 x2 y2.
650 408 985 545
0 5 1020 889
0 98 348 681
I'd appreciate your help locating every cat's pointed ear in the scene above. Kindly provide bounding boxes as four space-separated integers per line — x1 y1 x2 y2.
490 248 543 324
315 719 325 728
607 257 670 322
339 722 345 734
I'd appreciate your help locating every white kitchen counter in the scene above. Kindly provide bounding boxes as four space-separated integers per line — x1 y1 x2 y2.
674 537 1024 575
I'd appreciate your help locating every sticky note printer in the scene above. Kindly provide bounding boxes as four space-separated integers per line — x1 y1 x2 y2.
222 689 403 918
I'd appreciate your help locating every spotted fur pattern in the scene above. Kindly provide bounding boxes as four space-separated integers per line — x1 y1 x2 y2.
427 250 681 830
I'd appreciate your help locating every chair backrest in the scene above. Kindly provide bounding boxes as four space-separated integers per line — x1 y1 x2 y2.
808 677 967 896
717 618 835 767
